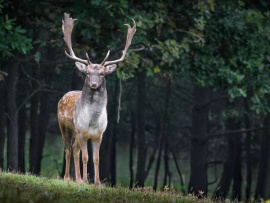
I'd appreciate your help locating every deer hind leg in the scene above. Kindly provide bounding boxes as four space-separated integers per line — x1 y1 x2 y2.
73 138 83 183
92 138 102 185
64 147 72 181
60 125 72 181
78 136 89 183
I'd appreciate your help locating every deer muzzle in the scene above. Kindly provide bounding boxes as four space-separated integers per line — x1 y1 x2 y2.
90 82 98 89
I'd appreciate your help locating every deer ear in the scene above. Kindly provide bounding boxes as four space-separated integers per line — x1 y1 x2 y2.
104 64 117 74
75 62 88 74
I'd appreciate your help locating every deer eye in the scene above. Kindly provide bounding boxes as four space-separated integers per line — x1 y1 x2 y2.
100 72 105 77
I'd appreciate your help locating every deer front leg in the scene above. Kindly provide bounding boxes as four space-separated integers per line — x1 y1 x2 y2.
73 139 83 183
78 136 89 183
92 138 102 185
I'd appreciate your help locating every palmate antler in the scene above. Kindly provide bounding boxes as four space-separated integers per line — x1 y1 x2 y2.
62 13 89 65
102 19 136 66
62 13 136 66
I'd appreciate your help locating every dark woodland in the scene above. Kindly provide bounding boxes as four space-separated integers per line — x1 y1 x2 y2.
0 0 270 202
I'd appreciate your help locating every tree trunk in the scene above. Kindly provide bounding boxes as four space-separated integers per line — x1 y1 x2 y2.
29 28 51 175
213 134 234 200
35 91 50 174
153 133 164 191
189 86 209 196
0 80 6 169
163 141 170 188
17 67 28 173
18 103 26 173
29 62 50 175
244 98 252 202
153 79 171 191
135 72 146 187
170 141 185 194
255 115 270 200
29 66 40 174
110 125 117 186
6 62 19 171
29 64 52 175
262 124 270 199
99 130 110 183
109 79 119 187
232 122 242 201
129 111 135 189
145 124 159 180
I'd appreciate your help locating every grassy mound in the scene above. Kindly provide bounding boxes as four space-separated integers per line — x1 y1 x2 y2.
0 172 214 203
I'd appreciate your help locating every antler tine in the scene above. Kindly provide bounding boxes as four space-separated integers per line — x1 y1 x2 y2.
86 52 92 64
104 19 136 66
62 13 88 65
100 50 110 66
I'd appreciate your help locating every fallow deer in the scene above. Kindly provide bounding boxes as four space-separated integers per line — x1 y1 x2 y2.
57 13 136 184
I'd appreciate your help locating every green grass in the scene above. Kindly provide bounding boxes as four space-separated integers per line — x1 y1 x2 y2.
0 172 217 203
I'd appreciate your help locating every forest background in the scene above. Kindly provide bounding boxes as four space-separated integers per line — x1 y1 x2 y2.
0 0 270 202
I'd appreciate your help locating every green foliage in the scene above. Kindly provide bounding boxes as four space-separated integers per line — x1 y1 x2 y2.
0 172 215 203
0 1 32 57
153 40 182 67
117 52 141 80
182 1 270 113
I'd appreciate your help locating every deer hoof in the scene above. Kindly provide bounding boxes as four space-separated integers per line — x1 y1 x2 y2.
64 176 72 182
83 179 89 184
76 179 84 184
94 181 101 186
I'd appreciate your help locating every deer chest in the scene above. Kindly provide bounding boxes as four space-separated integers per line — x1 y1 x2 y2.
73 103 107 137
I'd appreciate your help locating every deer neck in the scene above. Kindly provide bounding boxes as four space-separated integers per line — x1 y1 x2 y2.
80 79 107 109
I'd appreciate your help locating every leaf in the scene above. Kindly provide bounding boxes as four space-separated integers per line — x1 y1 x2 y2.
146 68 153 77
21 46 27 54
238 1 245 7
207 0 215 11
154 66 161 73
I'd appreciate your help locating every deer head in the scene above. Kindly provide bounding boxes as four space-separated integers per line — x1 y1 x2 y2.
74 62 117 89
62 13 136 90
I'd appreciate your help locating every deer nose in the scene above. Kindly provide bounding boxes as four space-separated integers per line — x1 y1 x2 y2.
90 82 98 88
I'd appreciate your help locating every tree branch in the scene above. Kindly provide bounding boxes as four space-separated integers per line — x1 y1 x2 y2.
16 85 44 114
117 78 122 124
208 127 265 140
